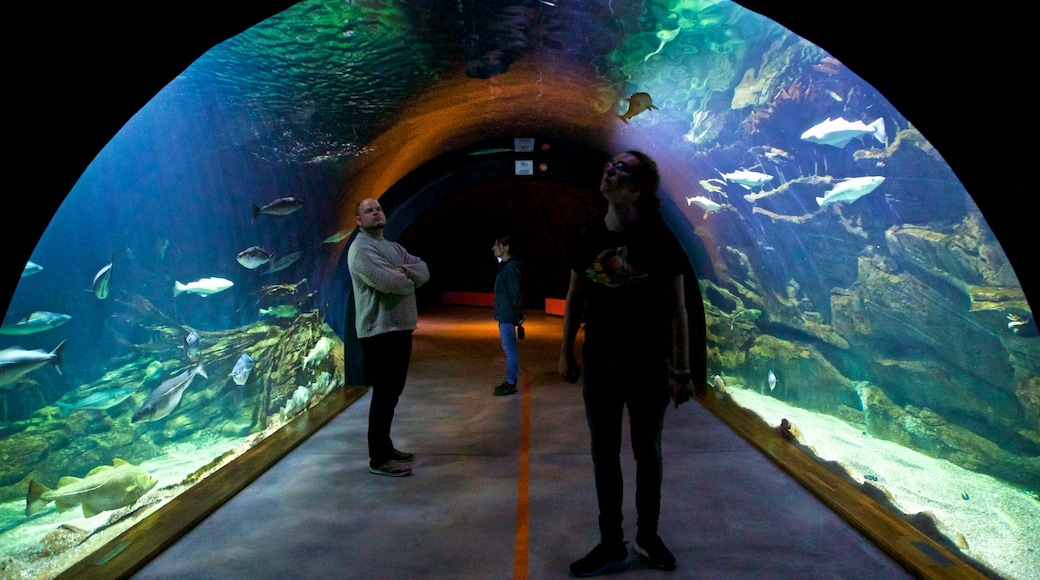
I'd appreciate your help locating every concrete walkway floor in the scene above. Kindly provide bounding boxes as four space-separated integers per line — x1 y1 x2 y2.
134 305 910 579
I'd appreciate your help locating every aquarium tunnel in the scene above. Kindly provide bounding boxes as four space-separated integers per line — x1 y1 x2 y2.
2 0 1037 578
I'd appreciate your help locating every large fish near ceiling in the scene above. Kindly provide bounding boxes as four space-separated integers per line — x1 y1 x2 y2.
816 176 885 206
132 362 207 422
800 117 886 148
25 459 157 518
0 341 66 389
0 311 72 335
618 92 658 123
252 197 304 221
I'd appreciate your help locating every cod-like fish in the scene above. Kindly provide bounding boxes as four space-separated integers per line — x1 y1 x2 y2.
816 176 885 207
302 337 332 370
173 277 234 297
0 340 66 389
0 311 72 335
26 459 157 518
718 168 773 189
132 362 207 422
800 116 886 148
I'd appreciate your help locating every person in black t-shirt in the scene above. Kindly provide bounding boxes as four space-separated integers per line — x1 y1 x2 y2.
559 151 694 577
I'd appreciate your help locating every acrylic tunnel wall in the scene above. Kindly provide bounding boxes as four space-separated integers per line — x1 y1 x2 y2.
2 1 1038 578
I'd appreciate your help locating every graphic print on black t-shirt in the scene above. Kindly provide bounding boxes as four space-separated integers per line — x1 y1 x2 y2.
585 245 650 288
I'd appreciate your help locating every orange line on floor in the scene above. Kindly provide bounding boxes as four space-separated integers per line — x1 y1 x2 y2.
513 364 532 580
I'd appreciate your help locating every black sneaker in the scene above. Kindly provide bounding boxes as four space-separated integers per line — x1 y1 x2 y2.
634 534 676 570
390 448 414 462
570 542 628 577
493 382 518 396
368 459 412 477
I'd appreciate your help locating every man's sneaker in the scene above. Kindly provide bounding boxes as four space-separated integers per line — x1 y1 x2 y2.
569 542 628 577
390 448 414 462
634 534 676 571
494 382 518 396
368 459 412 477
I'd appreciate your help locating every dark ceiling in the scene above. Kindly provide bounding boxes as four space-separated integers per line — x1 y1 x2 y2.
5 1 1035 315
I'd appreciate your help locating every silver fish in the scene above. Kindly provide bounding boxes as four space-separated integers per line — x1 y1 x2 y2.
230 353 255 386
0 311 72 335
768 369 777 392
718 169 773 189
0 340 66 389
182 331 200 361
26 459 157 518
236 246 273 270
56 387 135 416
93 256 113 299
22 261 43 277
132 362 207 422
252 197 304 220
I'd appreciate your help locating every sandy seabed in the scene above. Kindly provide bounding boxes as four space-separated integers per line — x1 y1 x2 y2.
726 386 1040 580
0 433 248 580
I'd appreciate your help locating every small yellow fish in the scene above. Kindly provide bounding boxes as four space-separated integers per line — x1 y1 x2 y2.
618 92 658 124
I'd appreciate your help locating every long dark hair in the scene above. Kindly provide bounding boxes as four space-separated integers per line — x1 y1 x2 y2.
626 150 661 217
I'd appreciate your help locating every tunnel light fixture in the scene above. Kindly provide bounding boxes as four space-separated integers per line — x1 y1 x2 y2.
514 137 534 152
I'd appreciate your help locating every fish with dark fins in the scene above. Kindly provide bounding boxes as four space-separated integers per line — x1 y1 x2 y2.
618 92 658 123
253 197 304 221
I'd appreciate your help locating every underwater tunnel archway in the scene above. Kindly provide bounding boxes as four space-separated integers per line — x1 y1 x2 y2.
2 1 1037 578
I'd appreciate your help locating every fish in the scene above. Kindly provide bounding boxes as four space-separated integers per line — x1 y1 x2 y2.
259 304 299 319
686 196 723 213
0 341 66 389
252 197 304 220
181 330 200 361
321 230 351 244
264 251 303 274
236 246 273 270
816 176 885 206
26 459 157 518
618 92 658 123
302 337 332 370
22 261 43 277
0 311 72 335
132 362 207 422
768 369 777 391
93 256 113 299
230 353 255 386
800 116 886 148
1007 313 1028 333
143 360 165 384
173 277 234 297
56 387 135 416
748 146 794 164
711 374 728 394
718 169 773 189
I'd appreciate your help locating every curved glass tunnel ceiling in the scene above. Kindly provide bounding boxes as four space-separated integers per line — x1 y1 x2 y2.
1 1 1037 578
